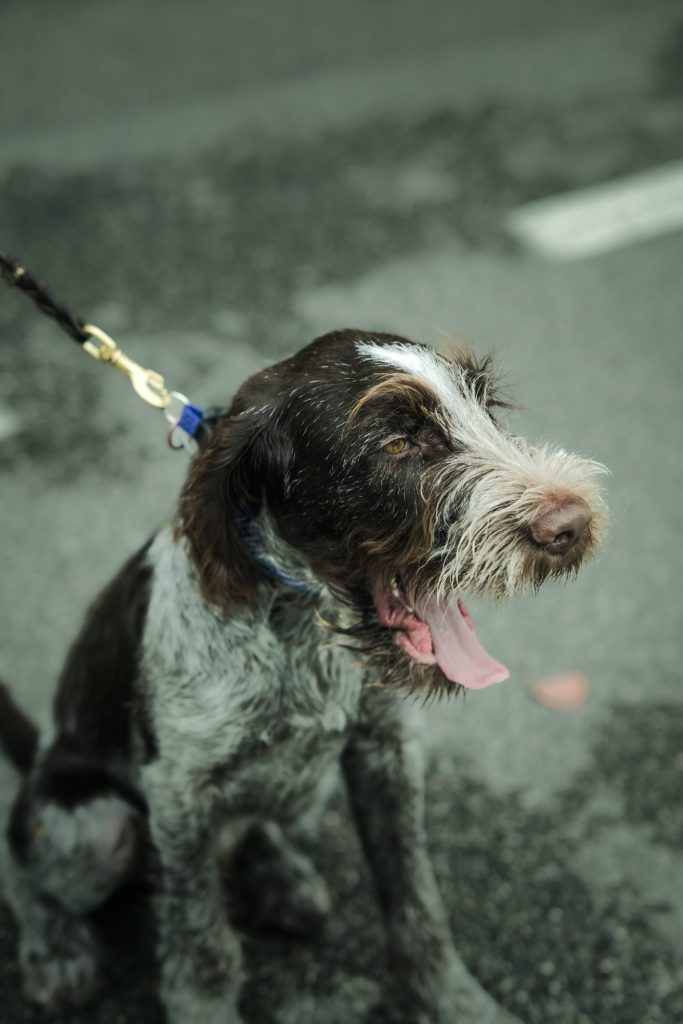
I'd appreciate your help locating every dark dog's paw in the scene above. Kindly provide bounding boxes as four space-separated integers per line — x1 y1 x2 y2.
260 857 331 936
20 913 100 1010
228 821 331 936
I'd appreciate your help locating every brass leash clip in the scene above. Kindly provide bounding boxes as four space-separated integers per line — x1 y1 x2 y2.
82 323 171 409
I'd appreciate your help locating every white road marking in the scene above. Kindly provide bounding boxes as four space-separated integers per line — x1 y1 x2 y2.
506 160 683 259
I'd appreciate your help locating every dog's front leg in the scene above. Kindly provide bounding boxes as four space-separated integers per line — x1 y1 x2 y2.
342 690 520 1024
145 766 244 1024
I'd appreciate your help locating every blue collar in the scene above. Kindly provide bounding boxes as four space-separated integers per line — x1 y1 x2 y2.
237 513 322 598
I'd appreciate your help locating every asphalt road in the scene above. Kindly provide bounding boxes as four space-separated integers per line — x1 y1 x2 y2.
1 2 682 1022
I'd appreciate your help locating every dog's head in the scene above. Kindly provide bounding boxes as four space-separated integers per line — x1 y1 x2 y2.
180 330 607 694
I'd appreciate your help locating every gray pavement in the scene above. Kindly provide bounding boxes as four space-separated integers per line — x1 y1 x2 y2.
1 2 683 1022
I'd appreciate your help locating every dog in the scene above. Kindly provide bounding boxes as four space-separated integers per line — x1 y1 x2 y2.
1 329 607 1023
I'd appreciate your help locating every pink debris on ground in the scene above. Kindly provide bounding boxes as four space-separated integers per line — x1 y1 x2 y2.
532 672 590 709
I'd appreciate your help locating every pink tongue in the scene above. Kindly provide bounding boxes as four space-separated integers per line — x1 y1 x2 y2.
417 596 509 690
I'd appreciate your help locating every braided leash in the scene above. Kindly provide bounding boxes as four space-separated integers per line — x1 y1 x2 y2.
1 253 90 345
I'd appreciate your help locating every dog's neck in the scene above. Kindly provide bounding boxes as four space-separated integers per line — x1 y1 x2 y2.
238 509 322 599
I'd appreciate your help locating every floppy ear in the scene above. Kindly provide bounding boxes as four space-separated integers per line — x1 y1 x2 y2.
178 408 291 613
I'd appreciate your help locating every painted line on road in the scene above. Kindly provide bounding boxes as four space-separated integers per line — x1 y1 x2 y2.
506 159 683 260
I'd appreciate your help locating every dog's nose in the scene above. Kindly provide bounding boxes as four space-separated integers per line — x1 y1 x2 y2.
529 497 592 555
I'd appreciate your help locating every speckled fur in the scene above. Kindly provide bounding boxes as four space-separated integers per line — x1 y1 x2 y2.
139 528 520 1024
2 329 605 1024
142 530 359 1022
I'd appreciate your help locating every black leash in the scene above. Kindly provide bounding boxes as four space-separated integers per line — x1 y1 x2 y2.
1 252 90 345
0 252 222 450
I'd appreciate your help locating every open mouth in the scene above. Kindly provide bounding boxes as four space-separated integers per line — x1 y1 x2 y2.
371 577 509 690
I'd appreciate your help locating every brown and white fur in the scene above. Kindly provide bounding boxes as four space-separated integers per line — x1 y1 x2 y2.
1 330 606 1023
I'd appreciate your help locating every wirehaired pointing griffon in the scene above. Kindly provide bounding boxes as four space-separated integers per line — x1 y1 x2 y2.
1 330 606 1023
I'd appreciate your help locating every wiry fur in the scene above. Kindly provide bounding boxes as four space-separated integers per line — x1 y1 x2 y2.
357 338 607 602
430 440 607 597
1 329 606 1024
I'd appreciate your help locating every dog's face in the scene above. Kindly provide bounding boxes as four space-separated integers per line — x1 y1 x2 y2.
181 330 607 694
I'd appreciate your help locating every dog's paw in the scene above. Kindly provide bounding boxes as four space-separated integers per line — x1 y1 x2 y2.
253 848 331 936
265 864 331 936
20 913 100 1010
228 821 331 936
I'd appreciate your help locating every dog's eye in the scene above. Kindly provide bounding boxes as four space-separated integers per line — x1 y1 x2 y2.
382 437 413 456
